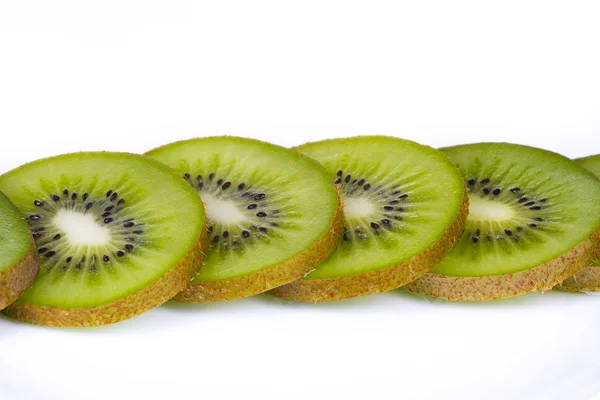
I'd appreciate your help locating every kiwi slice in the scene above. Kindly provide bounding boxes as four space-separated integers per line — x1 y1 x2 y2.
146 137 343 302
0 152 208 327
0 192 39 310
268 136 468 302
406 143 600 301
557 154 600 292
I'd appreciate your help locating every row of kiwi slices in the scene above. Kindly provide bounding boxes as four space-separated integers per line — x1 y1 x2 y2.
0 136 599 327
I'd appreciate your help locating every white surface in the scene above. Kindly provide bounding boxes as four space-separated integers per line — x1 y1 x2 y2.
1 1 599 400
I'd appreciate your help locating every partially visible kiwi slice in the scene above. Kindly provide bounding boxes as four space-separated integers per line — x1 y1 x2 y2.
146 137 343 302
0 152 207 327
268 136 468 302
406 143 600 301
557 154 600 292
0 192 38 310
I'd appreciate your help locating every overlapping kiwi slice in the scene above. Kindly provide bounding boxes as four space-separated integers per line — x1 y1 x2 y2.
557 154 600 292
0 192 39 310
146 137 343 302
268 136 469 302
0 152 208 327
406 143 600 301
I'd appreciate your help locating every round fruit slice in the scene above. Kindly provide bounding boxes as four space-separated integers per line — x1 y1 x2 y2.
0 192 38 310
557 154 600 292
268 136 468 302
406 143 600 301
0 152 207 327
146 137 343 302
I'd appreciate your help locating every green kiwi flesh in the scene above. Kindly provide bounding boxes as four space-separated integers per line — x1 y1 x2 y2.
0 192 39 310
406 143 600 301
557 154 600 292
146 137 342 302
269 136 468 302
0 152 207 326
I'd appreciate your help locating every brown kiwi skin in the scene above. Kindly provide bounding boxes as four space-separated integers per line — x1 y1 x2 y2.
174 191 345 303
0 238 39 311
555 229 600 292
2 222 209 327
405 228 600 301
268 192 469 303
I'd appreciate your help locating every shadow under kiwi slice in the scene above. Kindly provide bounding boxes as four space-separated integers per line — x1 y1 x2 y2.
0 152 208 327
268 136 468 302
406 143 600 301
146 137 343 303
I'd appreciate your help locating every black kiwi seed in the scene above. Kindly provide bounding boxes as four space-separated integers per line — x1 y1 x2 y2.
217 179 223 186
364 183 371 190
82 193 89 201
370 222 380 229
504 229 513 236
38 247 48 254
384 206 394 211
242 230 250 238
71 192 78 200
237 183 245 190
523 201 535 207
529 223 537 228
66 256 73 263
53 234 61 241
334 178 342 184
256 212 267 218
480 178 491 185
110 192 118 202
116 251 125 257
30 215 41 220
510 188 520 193
254 193 266 200
472 236 479 243
124 221 134 228
125 244 134 251
106 190 113 198
34 200 44 207
482 188 490 195
103 255 109 262
492 188 501 196
197 175 203 182
45 251 56 258
183 173 191 180
102 212 111 218
530 206 541 210
209 173 215 180
381 219 390 225
399 194 409 199
343 233 349 241
63 189 69 196
222 182 231 190
467 178 476 185
337 170 343 177
345 174 351 183
52 194 60 201
517 226 524 232
105 205 115 212
533 217 543 221
518 197 528 203
90 265 96 272
104 217 114 224
212 236 220 243
357 179 365 186
222 231 229 238
86 203 93 210
259 227 268 233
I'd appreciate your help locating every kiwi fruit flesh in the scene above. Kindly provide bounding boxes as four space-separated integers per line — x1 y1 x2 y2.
557 154 600 292
0 192 39 310
146 137 343 302
406 143 600 301
268 136 468 302
0 152 207 327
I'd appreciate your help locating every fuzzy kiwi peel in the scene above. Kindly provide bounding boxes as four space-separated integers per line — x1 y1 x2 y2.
0 152 208 327
269 136 469 302
407 143 600 301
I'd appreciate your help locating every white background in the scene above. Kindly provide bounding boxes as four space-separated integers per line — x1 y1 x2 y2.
1 1 599 399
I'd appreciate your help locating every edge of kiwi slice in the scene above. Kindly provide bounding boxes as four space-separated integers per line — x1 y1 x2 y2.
0 152 209 327
270 195 468 302
269 136 469 302
406 143 600 301
557 154 600 292
174 195 344 302
406 229 600 301
0 192 39 310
